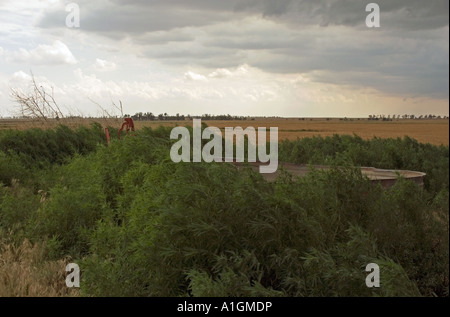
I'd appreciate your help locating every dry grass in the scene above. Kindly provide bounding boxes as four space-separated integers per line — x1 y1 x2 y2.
0 239 79 297
1 117 448 146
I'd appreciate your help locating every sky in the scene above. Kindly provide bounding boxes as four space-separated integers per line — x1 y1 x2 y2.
0 0 448 118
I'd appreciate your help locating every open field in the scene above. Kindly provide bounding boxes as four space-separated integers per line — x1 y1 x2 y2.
201 118 450 146
1 117 448 146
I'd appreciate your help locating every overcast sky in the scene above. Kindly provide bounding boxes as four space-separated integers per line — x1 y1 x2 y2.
0 0 448 118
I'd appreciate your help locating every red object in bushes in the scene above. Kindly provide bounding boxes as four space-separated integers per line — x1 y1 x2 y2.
105 128 111 145
118 118 135 139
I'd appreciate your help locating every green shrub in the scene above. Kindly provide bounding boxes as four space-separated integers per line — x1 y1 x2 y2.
279 135 449 196
0 180 40 241
81 160 446 296
28 155 109 259
0 125 447 297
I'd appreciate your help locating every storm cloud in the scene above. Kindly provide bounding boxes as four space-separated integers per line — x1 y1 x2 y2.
0 0 447 117
33 0 449 99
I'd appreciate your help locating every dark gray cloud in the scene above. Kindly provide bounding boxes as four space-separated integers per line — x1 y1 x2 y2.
37 0 238 34
38 0 449 32
249 0 449 30
35 0 449 99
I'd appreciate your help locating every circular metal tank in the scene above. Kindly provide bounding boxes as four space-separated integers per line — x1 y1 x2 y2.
232 162 426 189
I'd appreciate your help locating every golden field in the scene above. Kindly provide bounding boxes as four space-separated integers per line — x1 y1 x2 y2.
202 118 449 146
0 117 448 146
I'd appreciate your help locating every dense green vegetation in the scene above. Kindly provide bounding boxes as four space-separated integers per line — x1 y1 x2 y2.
0 124 448 297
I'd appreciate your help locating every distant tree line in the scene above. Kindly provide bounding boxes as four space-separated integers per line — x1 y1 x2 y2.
368 114 448 121
126 112 250 121
124 113 449 121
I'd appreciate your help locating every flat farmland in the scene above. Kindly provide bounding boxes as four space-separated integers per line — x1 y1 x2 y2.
136 118 449 146
1 118 448 146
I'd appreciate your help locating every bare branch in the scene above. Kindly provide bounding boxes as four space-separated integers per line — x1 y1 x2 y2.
10 72 65 122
